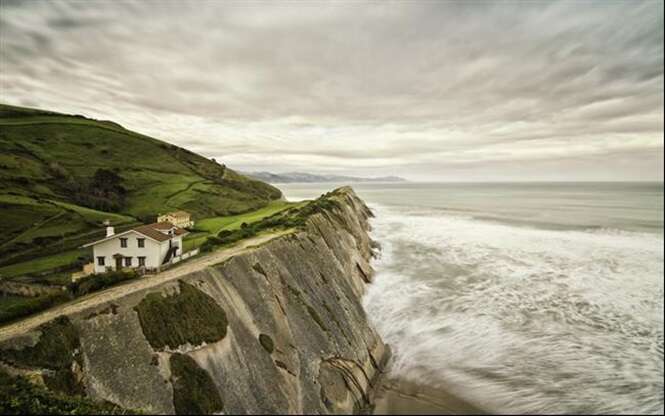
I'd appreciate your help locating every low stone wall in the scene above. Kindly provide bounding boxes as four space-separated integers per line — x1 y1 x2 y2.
170 248 199 265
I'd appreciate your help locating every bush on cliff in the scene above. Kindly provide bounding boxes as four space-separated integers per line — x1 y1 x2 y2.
0 270 139 325
0 316 85 395
67 269 138 297
134 280 228 350
0 370 137 415
0 292 70 325
169 353 224 415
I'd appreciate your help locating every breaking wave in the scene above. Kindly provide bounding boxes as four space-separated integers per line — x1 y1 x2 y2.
364 203 664 414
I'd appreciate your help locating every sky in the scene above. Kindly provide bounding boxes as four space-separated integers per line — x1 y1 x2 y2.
0 0 663 181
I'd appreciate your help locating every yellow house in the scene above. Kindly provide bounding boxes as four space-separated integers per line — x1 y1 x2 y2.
157 210 194 229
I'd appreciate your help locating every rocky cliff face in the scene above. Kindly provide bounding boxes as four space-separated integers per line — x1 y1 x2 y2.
0 187 389 414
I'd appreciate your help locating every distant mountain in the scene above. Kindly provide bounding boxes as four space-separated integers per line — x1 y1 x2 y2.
244 171 407 184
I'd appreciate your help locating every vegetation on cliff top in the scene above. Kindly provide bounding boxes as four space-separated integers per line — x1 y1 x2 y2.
200 189 343 252
169 353 224 415
183 199 303 252
0 370 138 415
1 316 79 370
0 316 84 395
0 292 70 326
134 280 228 350
0 270 138 325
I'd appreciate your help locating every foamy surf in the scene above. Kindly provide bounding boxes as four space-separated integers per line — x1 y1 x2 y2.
364 203 664 414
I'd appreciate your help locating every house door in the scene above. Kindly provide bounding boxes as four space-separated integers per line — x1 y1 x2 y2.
115 256 123 270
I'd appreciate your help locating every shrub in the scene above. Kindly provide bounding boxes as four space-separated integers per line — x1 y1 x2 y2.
0 316 84 395
136 214 156 224
200 236 222 253
47 162 69 179
64 168 127 212
0 370 137 415
134 281 228 350
218 230 233 239
67 270 138 297
0 292 70 325
169 353 223 415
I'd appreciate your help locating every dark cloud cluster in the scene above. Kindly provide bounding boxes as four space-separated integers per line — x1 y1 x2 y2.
1 0 662 180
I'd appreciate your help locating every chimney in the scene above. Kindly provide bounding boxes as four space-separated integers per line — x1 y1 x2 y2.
103 219 114 237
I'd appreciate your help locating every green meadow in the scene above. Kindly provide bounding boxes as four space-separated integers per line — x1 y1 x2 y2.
0 103 282 284
183 200 307 251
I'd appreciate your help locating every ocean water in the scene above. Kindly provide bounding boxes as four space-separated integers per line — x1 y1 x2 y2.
279 182 664 415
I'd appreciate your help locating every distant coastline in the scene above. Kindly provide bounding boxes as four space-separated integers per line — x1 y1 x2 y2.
243 171 407 184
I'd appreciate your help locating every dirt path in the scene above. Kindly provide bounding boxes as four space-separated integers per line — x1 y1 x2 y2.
0 230 293 342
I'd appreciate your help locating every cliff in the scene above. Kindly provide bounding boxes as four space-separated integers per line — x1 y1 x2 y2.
0 187 389 414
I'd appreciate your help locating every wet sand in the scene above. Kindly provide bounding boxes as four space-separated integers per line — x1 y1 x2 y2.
372 378 486 415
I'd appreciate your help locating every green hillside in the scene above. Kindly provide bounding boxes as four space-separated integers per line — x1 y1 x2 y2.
0 103 281 267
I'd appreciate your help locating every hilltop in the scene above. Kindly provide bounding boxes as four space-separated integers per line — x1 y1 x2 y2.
245 170 406 184
0 104 281 267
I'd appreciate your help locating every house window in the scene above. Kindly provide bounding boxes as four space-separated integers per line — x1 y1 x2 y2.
97 256 105 266
120 238 128 248
138 256 146 266
124 257 132 267
137 238 145 248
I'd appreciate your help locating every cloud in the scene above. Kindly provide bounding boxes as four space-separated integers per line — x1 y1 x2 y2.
0 0 662 181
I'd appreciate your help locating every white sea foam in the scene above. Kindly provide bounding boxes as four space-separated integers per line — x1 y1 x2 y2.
364 203 664 414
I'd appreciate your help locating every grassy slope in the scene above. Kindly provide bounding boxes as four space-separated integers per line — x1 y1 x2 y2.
183 200 305 251
0 103 281 272
0 250 82 279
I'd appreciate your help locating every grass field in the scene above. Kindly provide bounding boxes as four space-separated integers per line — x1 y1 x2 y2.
183 200 306 251
195 200 304 234
0 295 30 310
0 295 41 324
0 249 84 279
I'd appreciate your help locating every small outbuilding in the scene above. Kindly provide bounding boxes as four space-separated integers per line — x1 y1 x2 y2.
157 210 194 229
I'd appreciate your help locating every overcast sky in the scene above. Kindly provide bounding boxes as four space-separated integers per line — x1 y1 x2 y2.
1 0 663 181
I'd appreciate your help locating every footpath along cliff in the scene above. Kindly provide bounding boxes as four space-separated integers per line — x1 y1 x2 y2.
0 187 390 414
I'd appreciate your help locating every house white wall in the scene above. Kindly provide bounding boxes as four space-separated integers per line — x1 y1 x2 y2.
156 235 183 265
92 231 166 273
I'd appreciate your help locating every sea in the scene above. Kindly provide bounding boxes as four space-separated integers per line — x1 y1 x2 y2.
279 182 664 415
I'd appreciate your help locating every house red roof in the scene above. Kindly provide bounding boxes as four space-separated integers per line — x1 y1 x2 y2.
133 222 188 242
82 221 188 247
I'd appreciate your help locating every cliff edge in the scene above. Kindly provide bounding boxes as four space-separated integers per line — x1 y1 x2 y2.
0 187 389 414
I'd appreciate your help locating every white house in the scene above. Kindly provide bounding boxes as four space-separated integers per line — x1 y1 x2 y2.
82 222 189 274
